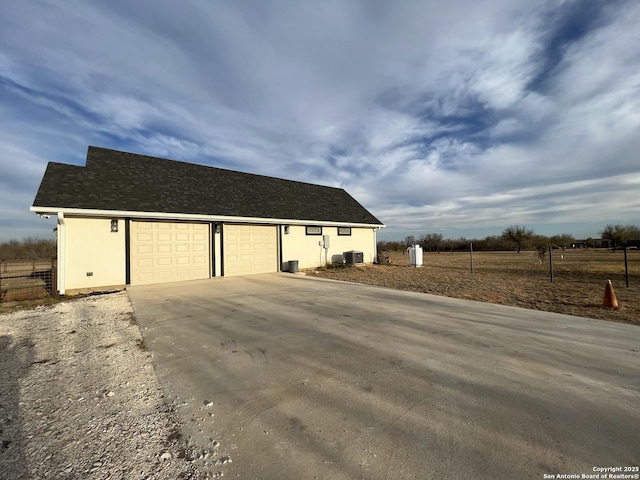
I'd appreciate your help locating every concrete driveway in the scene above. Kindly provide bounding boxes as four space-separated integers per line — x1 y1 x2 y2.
128 274 640 480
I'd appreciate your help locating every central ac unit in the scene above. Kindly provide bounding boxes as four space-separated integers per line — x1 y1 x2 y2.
344 250 364 265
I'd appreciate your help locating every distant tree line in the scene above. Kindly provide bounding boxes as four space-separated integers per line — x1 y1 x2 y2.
378 223 640 255
0 237 57 260
2 223 638 261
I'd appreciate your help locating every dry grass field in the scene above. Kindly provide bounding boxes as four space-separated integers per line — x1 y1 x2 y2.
312 249 640 325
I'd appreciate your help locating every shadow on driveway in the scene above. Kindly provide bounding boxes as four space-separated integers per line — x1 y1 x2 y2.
0 334 33 479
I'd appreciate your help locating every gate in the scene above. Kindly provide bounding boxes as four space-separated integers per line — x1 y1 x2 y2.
0 258 57 303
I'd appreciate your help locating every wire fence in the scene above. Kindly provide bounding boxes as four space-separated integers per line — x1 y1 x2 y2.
0 258 57 303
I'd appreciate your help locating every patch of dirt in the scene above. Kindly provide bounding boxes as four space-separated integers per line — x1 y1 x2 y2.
0 292 221 479
311 250 640 325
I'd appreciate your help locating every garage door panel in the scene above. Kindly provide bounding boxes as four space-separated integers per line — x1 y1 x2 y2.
157 271 173 281
137 245 153 254
138 272 154 282
176 269 194 279
131 221 210 285
223 225 277 277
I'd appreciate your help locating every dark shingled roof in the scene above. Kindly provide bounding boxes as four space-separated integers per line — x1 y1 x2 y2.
32 146 383 225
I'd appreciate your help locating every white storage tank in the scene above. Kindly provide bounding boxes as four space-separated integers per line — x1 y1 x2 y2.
408 245 423 267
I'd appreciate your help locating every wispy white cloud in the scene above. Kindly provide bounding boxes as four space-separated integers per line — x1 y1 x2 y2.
0 0 638 242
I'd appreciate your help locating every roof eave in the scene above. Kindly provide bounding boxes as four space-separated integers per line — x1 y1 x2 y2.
30 206 385 228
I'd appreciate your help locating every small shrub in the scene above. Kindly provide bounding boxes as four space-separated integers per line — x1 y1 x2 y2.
325 262 346 270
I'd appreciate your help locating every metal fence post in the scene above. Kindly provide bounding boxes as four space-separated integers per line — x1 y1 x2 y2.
624 245 629 288
52 257 58 295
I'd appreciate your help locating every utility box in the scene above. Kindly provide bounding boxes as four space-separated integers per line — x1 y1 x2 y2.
408 245 423 267
331 254 345 265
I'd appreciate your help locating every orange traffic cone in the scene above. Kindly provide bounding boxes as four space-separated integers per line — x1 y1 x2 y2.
603 280 619 309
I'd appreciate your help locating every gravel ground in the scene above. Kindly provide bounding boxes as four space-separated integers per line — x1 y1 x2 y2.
0 291 221 480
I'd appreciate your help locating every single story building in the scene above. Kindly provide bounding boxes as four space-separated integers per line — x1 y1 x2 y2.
31 146 384 294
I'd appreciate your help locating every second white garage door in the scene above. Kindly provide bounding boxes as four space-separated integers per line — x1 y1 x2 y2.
130 221 210 285
223 225 278 276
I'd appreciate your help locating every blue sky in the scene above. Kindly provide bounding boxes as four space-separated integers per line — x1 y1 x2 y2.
1 0 639 243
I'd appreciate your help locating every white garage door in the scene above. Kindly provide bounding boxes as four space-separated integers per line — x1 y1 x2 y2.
130 221 210 285
223 224 278 276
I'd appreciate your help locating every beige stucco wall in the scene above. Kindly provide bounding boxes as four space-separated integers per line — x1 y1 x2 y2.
58 216 376 289
281 225 377 270
64 216 126 291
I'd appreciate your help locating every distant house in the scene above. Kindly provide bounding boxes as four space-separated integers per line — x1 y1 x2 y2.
572 238 639 249
607 239 640 250
572 239 608 249
31 146 384 294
